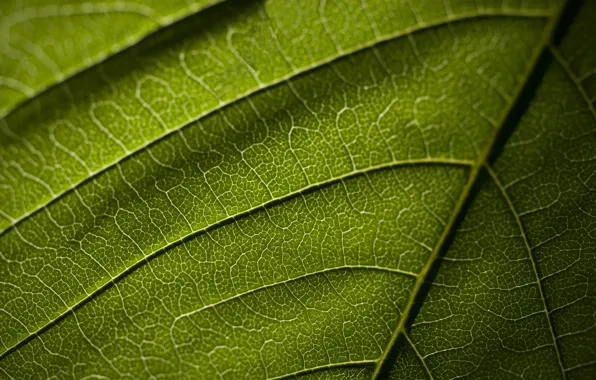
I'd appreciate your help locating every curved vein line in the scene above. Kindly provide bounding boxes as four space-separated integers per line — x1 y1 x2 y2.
371 5 565 377
0 9 551 237
404 332 434 379
0 76 34 96
0 0 228 119
3 3 161 25
564 360 596 373
267 359 376 380
549 45 596 123
174 265 416 321
485 164 566 377
0 158 472 361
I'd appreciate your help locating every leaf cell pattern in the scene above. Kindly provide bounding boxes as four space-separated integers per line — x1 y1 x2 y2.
0 0 595 379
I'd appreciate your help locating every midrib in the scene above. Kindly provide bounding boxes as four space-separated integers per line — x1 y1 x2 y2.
371 3 567 378
0 5 562 372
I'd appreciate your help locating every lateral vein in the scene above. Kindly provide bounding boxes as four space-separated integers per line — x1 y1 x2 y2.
485 164 566 378
0 0 229 119
267 359 376 380
404 332 434 379
549 45 596 124
0 158 471 361
0 9 551 237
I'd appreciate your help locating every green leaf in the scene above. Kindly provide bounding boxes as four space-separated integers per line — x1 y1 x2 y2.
0 0 594 378
0 0 223 117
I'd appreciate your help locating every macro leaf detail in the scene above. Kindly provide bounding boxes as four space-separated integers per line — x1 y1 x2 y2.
0 0 595 379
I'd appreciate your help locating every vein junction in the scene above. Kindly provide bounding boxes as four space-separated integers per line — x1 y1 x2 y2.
3 1 595 379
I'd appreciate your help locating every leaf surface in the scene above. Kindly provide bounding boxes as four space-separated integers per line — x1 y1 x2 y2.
0 0 595 379
0 0 222 116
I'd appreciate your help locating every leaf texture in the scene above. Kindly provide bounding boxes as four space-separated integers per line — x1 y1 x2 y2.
0 0 223 117
0 0 595 379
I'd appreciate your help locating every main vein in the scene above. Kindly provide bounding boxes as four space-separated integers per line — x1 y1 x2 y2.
371 4 566 377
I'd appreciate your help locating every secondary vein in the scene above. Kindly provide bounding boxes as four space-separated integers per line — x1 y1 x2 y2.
0 158 471 361
0 9 552 238
549 45 596 124
267 359 376 380
0 0 229 119
486 164 566 378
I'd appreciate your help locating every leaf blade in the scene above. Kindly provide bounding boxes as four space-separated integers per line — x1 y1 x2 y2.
0 3 555 234
3 0 596 379
0 0 225 117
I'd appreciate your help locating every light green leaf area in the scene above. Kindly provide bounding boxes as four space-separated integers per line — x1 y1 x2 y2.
0 0 222 116
0 0 595 379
